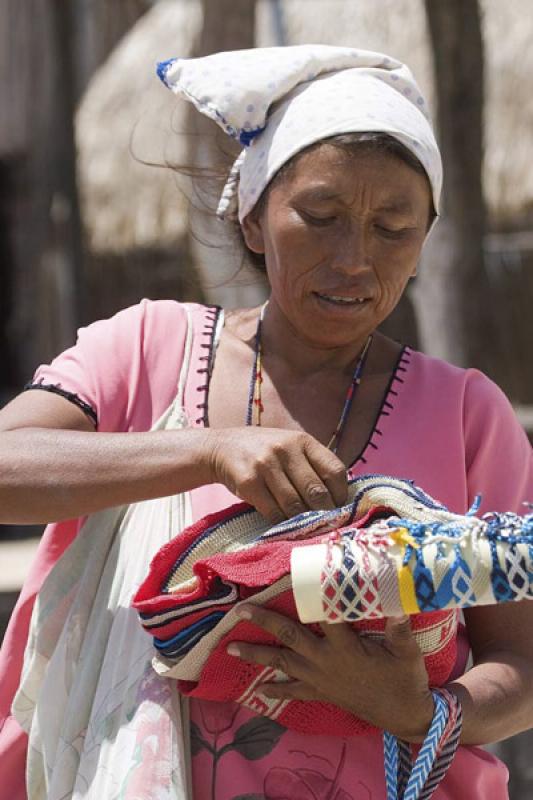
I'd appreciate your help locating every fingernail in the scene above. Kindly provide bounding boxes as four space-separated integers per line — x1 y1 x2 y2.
392 614 409 623
227 643 240 657
235 605 252 620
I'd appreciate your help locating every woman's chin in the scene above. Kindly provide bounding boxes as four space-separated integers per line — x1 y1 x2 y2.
289 294 377 348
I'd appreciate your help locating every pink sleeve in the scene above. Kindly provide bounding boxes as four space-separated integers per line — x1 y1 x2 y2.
30 299 190 432
464 370 533 514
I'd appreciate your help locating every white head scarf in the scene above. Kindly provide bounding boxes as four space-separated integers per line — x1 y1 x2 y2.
157 44 441 223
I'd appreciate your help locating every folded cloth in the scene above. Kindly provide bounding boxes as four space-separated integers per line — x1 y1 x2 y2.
134 475 475 736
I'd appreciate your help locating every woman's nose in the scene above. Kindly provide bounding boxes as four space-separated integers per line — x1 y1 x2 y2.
329 223 372 275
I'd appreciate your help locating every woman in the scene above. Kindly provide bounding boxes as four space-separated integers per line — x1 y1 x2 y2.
1 45 532 799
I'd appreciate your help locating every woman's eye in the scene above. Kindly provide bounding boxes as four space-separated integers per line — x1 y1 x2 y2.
300 210 337 226
375 224 408 238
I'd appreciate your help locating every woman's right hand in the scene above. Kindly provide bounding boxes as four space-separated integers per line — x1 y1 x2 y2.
204 427 348 523
0 392 347 525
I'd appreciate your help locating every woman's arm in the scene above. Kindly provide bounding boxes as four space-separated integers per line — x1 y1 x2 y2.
0 391 347 525
449 370 533 743
0 391 213 523
446 601 533 745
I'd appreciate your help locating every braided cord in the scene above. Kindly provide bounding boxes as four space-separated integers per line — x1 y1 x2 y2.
384 729 399 798
398 739 413 797
384 689 462 800
418 690 463 799
403 692 449 799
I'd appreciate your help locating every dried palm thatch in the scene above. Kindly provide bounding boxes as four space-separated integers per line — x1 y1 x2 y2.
482 0 533 225
77 0 533 256
76 0 202 255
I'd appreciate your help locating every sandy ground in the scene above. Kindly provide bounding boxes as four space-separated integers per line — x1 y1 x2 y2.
0 538 40 592
0 538 40 642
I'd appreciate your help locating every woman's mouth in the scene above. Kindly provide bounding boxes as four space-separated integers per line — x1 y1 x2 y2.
313 292 369 307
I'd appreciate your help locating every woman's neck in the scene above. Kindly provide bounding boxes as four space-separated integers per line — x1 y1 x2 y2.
259 299 375 376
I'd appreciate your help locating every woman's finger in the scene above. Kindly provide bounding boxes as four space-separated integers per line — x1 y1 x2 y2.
233 604 321 662
261 680 320 702
226 641 311 683
242 481 286 525
263 469 308 518
265 462 336 515
318 620 366 656
287 462 337 512
383 614 419 657
303 440 348 508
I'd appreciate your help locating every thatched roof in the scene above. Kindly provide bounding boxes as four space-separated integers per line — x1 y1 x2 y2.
482 1 533 224
77 0 533 254
76 0 202 254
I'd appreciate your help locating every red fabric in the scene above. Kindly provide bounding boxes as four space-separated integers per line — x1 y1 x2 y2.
134 503 250 611
176 592 456 736
133 504 457 737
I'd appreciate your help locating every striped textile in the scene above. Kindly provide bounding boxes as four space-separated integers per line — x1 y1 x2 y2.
134 475 532 736
133 476 467 736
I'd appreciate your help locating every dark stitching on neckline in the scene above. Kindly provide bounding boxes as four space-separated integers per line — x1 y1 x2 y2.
195 305 222 427
194 309 411 460
348 346 411 471
23 380 98 426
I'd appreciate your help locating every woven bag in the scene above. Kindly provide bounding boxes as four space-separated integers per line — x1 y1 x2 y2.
133 475 527 736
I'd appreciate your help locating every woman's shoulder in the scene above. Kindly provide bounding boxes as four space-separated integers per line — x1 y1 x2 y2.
85 299 221 359
394 348 531 512
405 346 469 380
403 347 524 441
405 347 503 402
104 298 216 329
30 300 220 432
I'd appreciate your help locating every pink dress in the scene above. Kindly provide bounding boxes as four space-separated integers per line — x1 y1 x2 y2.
1 299 532 800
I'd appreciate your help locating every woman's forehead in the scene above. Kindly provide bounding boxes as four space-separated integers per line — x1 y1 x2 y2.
272 144 430 207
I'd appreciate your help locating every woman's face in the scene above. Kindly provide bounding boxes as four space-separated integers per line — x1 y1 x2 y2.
241 142 432 349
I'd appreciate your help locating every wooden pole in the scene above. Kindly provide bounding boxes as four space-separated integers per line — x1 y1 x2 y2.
414 0 490 371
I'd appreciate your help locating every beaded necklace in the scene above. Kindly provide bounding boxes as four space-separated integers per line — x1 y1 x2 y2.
246 303 373 454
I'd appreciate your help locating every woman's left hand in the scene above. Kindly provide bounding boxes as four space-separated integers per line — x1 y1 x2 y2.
227 605 434 741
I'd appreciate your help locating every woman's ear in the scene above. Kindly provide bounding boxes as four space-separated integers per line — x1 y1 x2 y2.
240 211 265 255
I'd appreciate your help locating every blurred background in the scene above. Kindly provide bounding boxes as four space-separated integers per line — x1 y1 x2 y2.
1 0 532 794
